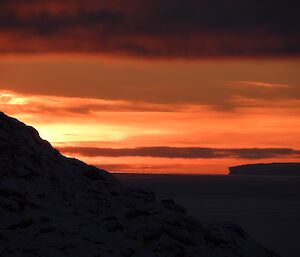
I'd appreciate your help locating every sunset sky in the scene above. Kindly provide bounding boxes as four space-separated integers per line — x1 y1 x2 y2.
0 0 299 173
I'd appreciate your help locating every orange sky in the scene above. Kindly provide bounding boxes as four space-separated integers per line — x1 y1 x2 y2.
0 1 299 173
1 55 300 174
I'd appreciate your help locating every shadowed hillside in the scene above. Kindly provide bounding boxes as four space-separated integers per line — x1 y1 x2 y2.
0 112 279 257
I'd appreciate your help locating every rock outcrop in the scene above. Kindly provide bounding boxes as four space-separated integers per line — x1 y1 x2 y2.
0 112 279 257
229 163 300 176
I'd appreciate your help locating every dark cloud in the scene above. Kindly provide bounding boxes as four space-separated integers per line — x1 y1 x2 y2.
0 0 299 57
58 146 300 159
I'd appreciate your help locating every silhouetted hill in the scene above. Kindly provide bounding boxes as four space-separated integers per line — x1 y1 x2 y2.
0 111 279 257
229 163 300 176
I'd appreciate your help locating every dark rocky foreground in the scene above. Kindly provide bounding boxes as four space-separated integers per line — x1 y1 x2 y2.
230 163 300 176
0 112 279 257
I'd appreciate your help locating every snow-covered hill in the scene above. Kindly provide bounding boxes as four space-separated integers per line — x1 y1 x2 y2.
0 112 279 257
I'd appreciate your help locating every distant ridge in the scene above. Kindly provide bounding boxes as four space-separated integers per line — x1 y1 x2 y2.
229 163 300 176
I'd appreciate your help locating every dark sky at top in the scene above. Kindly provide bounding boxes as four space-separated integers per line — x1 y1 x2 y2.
0 0 299 57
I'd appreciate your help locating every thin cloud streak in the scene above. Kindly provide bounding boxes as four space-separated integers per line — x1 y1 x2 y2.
232 81 293 89
0 90 184 117
59 146 300 160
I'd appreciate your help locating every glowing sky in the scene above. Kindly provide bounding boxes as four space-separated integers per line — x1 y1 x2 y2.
0 1 299 173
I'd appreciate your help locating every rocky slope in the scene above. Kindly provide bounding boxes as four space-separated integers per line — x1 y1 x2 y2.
230 163 300 176
0 112 279 257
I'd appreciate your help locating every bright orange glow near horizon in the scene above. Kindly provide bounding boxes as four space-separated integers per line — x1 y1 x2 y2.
1 54 300 175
